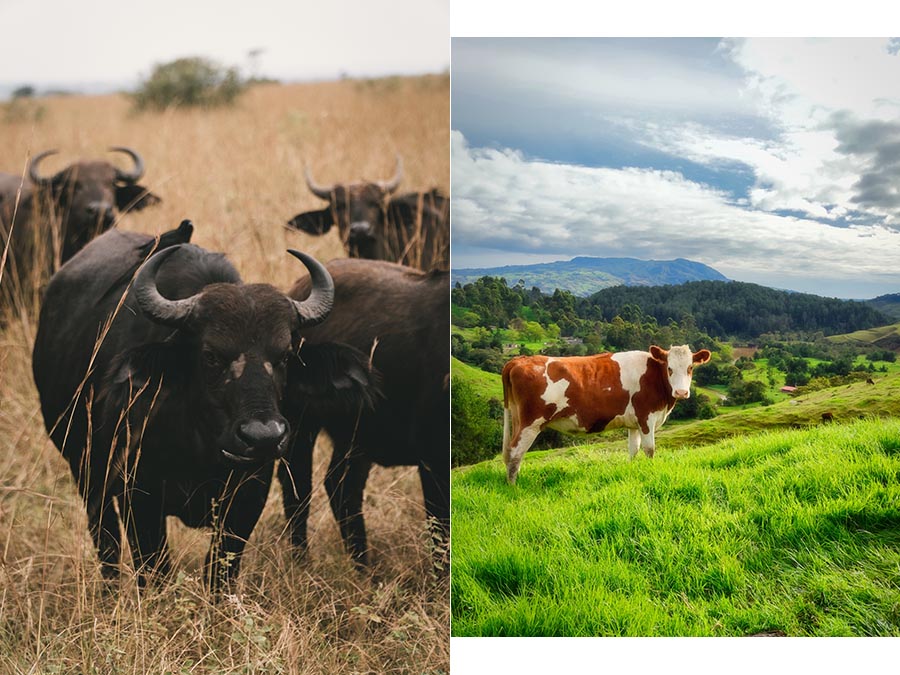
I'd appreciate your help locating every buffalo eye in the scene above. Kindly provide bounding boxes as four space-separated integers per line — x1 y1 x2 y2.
202 349 223 369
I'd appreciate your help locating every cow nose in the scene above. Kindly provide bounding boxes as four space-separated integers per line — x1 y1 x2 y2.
674 389 690 399
349 221 372 238
237 418 288 455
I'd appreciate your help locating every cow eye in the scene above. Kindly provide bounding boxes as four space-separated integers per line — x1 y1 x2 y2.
668 367 673 376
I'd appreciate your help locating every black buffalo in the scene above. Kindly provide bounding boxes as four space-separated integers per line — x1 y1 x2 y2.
32 223 373 589
287 156 449 272
279 258 449 567
1 147 161 306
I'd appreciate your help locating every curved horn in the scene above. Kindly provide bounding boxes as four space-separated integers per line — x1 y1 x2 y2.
304 166 335 200
133 245 199 328
29 149 60 187
109 146 145 183
287 249 334 327
376 154 403 193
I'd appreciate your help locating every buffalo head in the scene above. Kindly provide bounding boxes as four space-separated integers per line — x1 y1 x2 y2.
131 245 334 466
287 156 404 260
29 146 162 262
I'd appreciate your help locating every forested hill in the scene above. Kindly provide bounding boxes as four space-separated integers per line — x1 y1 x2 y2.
587 281 890 339
452 277 891 341
451 257 727 296
866 293 900 320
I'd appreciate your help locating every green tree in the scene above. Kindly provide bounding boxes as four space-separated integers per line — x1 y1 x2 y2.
132 57 245 111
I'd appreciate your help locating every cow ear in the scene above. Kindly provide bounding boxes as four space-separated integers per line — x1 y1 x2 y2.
288 209 333 235
116 183 163 212
649 345 667 363
288 342 382 415
693 349 712 365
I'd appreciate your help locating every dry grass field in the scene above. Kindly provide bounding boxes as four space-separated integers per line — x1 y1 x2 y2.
0 75 449 674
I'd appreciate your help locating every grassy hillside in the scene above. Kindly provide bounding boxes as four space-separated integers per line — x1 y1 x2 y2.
451 356 502 400
827 322 900 351
451 417 900 636
0 77 448 673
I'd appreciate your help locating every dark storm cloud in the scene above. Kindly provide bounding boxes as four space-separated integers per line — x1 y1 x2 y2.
834 116 900 214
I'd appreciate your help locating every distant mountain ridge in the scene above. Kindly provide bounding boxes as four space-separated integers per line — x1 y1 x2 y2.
865 293 900 320
451 256 728 296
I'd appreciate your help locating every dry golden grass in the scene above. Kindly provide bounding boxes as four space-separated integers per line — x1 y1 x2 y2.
0 75 449 674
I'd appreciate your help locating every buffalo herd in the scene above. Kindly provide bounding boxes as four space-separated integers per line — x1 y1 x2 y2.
2 148 449 590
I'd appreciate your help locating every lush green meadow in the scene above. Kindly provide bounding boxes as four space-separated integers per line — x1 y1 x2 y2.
451 417 900 636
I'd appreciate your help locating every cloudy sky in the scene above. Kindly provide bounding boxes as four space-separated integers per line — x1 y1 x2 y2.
0 0 448 97
451 38 900 299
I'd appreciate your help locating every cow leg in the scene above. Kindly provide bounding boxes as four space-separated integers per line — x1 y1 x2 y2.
418 460 450 569
627 427 642 459
324 436 372 568
122 479 171 585
505 420 542 485
278 426 318 556
205 468 272 593
641 425 656 459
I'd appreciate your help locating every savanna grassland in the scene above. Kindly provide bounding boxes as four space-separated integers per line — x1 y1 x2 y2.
0 75 449 674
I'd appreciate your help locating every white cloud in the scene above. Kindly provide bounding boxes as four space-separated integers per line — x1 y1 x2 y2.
452 130 900 295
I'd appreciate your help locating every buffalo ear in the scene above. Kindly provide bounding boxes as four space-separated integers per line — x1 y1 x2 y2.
116 183 162 212
287 342 382 416
649 345 667 363
288 209 333 235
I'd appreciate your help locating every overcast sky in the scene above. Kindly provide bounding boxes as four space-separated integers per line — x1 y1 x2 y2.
451 37 900 299
0 0 448 96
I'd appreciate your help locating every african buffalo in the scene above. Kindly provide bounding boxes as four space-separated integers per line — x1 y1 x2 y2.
279 258 450 567
1 147 161 308
286 156 449 271
32 224 375 589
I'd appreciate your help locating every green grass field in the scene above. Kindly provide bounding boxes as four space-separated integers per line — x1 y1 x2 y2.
451 357 502 400
451 417 900 636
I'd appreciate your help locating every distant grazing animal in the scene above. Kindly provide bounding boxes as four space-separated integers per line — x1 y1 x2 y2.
866 378 876 385
279 258 449 567
0 147 161 305
286 156 449 271
821 411 835 423
32 224 375 590
501 345 711 484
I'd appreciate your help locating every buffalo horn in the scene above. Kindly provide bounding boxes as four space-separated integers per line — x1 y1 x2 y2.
376 154 403 193
287 249 334 327
304 166 335 200
28 149 60 187
133 245 199 328
109 146 145 183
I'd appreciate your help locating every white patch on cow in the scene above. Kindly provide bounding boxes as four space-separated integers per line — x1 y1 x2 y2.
506 416 546 484
547 413 583 433
230 353 247 380
608 350 648 429
540 361 570 414
263 361 274 376
665 345 695 398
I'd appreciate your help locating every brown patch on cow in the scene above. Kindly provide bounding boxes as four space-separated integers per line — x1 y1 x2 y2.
633 357 676 434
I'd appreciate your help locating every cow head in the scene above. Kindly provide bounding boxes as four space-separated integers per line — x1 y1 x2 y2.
29 147 162 262
287 156 404 260
649 344 711 399
132 245 334 466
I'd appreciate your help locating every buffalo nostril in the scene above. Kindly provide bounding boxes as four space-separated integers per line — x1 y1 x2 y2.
237 419 288 450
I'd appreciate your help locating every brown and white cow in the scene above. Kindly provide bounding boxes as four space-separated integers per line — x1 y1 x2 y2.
501 345 711 484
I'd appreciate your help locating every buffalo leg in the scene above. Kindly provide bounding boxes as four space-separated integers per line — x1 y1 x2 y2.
323 437 372 567
86 490 122 580
419 460 450 567
205 469 271 593
278 426 318 555
122 480 171 585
